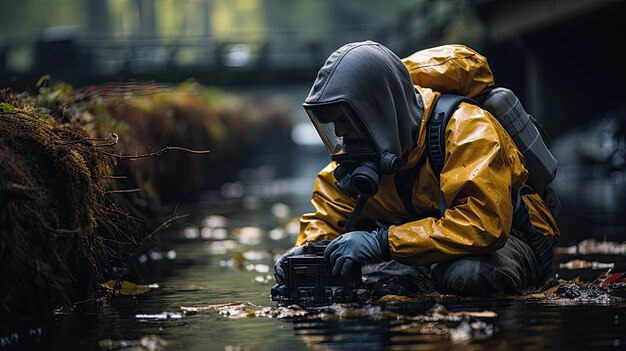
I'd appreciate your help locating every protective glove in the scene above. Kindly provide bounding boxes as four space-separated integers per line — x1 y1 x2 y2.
324 228 391 276
273 245 305 284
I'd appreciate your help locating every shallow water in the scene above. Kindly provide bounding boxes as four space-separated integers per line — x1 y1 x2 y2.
3 148 626 351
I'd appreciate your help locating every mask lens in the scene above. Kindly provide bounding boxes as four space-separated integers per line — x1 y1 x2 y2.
305 102 376 158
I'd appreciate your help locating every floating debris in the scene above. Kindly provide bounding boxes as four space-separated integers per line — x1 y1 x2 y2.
520 272 626 303
181 301 243 312
253 306 309 319
177 299 498 344
100 280 158 296
232 226 263 245
559 259 615 270
388 304 496 344
135 312 183 320
202 215 228 228
180 301 307 319
391 319 494 344
98 335 168 351
207 240 241 254
308 304 405 321
300 302 496 322
411 303 497 321
555 239 626 255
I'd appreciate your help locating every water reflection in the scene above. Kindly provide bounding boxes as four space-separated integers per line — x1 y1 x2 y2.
551 109 626 244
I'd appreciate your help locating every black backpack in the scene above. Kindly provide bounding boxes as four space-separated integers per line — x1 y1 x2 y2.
427 88 560 217
395 88 558 274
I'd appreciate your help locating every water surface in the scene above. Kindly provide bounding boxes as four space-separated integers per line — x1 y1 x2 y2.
3 147 626 351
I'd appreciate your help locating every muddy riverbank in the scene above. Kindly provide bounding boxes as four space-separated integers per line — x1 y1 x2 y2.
0 80 293 322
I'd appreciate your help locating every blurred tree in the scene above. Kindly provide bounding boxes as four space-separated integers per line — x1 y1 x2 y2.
88 0 112 37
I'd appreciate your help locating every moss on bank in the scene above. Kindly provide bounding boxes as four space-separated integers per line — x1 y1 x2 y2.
0 79 293 320
40 79 293 205
0 90 143 318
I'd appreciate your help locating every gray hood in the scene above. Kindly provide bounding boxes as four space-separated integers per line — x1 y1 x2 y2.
305 40 422 162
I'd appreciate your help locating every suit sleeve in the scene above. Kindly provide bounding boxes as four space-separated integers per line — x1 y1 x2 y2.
388 103 526 265
296 162 357 246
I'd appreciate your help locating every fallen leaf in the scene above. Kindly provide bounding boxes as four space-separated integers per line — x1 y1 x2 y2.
180 301 243 312
100 280 153 296
416 303 497 320
600 272 626 287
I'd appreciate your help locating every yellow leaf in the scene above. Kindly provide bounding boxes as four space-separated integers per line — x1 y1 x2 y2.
100 280 152 296
450 310 497 318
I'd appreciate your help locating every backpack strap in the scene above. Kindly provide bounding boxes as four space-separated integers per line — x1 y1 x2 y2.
427 94 479 217
427 94 479 175
394 152 426 220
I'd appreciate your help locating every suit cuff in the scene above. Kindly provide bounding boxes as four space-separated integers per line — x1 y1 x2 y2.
376 228 392 261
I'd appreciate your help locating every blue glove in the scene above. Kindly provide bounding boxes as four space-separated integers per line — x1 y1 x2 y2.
324 229 391 276
273 245 305 284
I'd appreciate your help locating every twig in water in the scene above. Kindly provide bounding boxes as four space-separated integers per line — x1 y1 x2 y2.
101 175 127 179
104 146 210 160
105 188 142 194
135 213 190 248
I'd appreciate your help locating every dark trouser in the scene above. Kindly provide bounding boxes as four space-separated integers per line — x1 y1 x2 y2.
362 235 547 297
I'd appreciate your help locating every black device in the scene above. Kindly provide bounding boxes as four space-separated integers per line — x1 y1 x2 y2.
271 241 362 304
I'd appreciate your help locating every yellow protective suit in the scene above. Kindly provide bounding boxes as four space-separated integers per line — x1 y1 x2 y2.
296 45 560 266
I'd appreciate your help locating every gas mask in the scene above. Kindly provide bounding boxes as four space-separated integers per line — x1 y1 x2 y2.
304 100 399 198
303 41 423 230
